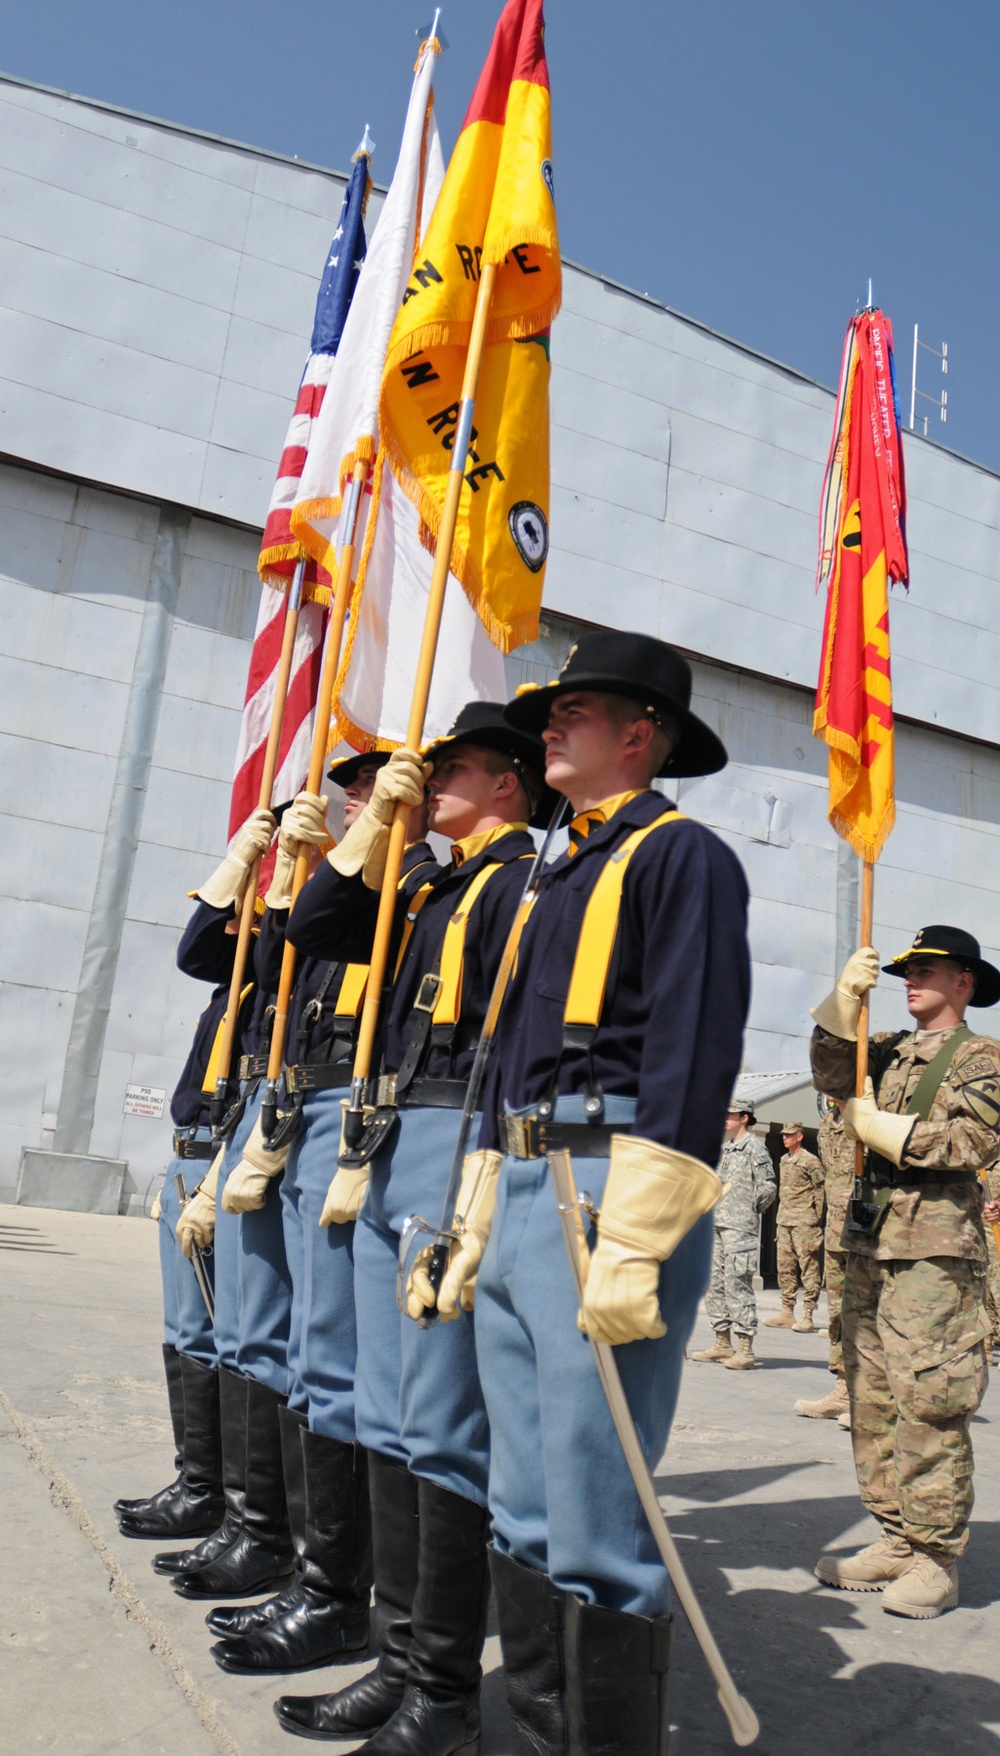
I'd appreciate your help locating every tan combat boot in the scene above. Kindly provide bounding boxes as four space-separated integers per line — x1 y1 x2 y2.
722 1334 756 1370
764 1302 796 1328
794 1381 849 1420
815 1532 913 1592
882 1552 959 1619
792 1301 817 1334
690 1327 734 1363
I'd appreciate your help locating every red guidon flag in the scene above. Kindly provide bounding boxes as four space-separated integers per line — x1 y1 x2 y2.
814 310 908 862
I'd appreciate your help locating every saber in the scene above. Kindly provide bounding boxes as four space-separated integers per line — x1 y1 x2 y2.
397 797 569 1321
173 1170 216 1324
547 1147 760 1749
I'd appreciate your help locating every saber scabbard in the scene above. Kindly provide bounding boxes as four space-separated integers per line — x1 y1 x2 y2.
173 1170 216 1324
547 1148 759 1749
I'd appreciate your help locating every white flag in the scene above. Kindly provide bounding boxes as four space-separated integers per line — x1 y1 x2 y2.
290 39 444 572
333 456 507 749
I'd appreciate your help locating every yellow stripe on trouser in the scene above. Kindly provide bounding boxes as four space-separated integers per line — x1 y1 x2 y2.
563 813 683 1028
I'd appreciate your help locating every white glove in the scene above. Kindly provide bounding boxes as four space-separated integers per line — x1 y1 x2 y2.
150 1188 163 1222
406 1151 503 1321
842 1078 915 1166
196 808 276 910
329 749 430 887
811 948 881 1041
221 1118 290 1213
177 1151 223 1256
579 1136 722 1345
281 791 331 847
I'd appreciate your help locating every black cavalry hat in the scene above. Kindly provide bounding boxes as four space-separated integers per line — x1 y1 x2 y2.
502 631 728 779
424 701 558 829
327 749 391 789
883 925 1000 1009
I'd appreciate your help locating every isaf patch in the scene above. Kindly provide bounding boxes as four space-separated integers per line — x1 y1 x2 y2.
960 1077 1000 1129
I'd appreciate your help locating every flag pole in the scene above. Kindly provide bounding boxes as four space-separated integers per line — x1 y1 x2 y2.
210 561 305 1131
259 457 371 1137
854 858 876 1171
343 261 499 1144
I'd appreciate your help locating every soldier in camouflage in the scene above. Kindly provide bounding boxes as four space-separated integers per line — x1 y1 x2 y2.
810 925 1000 1619
795 1102 855 1420
764 1123 825 1332
691 1101 775 1371
984 1165 1000 1366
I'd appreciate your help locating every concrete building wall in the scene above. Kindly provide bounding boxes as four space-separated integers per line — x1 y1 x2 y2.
0 75 997 1206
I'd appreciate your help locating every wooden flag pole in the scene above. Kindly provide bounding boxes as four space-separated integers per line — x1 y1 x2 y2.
853 858 876 1177
210 561 305 1131
344 261 499 1144
259 457 371 1136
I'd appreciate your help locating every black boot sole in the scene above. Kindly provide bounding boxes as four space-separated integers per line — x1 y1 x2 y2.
172 1560 296 1601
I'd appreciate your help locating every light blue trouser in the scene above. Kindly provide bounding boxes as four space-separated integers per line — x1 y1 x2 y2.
158 1141 217 1366
475 1094 713 1617
210 1087 294 1394
355 1105 490 1505
280 1087 358 1440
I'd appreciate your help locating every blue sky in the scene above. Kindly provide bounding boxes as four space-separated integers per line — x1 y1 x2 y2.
4 0 996 468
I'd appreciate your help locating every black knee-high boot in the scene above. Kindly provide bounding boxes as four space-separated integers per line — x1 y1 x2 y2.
351 1478 490 1756
172 1375 295 1598
117 1354 224 1540
274 1450 419 1740
205 1402 308 1637
114 1342 186 1517
564 1595 673 1756
152 1364 248 1575
211 1427 371 1671
488 1548 568 1755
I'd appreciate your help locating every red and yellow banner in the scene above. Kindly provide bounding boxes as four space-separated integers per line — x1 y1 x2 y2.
379 0 561 652
814 311 908 863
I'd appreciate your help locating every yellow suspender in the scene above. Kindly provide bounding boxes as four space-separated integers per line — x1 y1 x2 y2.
331 864 438 1021
202 983 254 1093
563 812 684 1029
432 861 510 1028
394 881 435 979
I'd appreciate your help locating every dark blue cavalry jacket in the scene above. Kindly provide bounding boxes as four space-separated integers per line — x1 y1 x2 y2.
479 791 750 1167
286 831 536 1082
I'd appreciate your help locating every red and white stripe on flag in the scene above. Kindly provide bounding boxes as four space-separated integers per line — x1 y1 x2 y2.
258 353 336 596
227 586 327 844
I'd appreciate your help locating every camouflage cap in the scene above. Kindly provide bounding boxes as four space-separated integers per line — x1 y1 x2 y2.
780 1122 805 1135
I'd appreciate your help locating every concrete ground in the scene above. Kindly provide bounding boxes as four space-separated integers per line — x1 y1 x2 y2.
1 1202 998 1756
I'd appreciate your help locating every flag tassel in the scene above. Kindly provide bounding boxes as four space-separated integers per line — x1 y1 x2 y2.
259 458 373 1138
343 262 499 1145
211 561 305 1130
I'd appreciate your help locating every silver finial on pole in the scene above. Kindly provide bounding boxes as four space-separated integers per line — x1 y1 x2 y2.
355 123 375 160
418 11 448 49
867 278 873 310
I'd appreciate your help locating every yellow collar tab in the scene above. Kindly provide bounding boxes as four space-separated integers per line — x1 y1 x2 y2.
451 822 528 867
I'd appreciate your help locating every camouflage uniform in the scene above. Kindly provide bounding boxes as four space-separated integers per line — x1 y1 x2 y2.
818 1110 856 1377
704 1133 776 1338
812 1024 999 1560
775 1145 825 1309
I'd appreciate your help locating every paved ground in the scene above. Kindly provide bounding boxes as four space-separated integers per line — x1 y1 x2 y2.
1 1200 999 1755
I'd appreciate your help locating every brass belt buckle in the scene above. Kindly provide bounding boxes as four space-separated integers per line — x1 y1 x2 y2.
377 1074 398 1108
413 973 443 1013
504 1114 539 1159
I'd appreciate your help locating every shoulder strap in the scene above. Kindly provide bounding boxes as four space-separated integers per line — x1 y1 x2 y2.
434 858 527 1029
202 983 254 1093
564 812 684 1029
906 1024 972 1120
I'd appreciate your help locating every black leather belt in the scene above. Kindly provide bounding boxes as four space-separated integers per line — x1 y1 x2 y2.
239 1054 269 1080
173 1132 215 1160
377 1074 470 1111
286 1063 352 1094
499 1114 622 1160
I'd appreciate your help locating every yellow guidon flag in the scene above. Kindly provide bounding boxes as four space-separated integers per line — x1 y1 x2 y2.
379 0 561 654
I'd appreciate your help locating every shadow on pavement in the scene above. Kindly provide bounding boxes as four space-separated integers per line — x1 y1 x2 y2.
661 1486 1000 1754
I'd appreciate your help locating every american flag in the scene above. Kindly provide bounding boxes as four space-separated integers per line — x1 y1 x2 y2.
227 147 371 843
